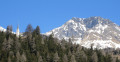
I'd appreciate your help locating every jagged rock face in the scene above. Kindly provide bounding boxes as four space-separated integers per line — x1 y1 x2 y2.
45 17 120 49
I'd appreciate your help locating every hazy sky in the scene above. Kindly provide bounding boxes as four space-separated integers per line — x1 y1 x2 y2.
0 0 120 33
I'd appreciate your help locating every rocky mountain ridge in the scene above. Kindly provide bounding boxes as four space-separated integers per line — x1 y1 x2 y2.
45 17 120 49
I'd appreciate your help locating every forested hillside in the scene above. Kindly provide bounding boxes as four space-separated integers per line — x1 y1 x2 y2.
0 24 120 62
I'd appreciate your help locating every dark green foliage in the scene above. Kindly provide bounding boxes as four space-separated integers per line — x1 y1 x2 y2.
0 24 120 62
35 26 40 35
25 24 33 35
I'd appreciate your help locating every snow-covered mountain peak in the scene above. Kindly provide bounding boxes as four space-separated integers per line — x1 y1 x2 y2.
45 17 120 49
0 26 6 32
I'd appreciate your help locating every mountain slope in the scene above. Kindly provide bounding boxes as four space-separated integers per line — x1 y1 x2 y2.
45 17 120 49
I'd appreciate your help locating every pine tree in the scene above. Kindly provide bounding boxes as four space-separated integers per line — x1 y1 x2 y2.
70 55 76 62
25 24 33 35
7 25 13 33
47 53 50 62
8 56 11 62
76 50 87 62
15 38 21 51
68 50 72 58
2 38 7 51
92 52 98 62
16 51 21 62
116 57 120 62
20 52 27 62
53 52 59 62
48 34 56 52
63 54 68 62
29 38 36 53
38 55 43 62
2 37 13 51
35 26 40 35
112 57 116 62
41 38 44 45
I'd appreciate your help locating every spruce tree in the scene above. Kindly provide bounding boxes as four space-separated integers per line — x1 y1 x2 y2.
38 55 43 62
25 24 33 35
92 52 98 62
63 54 68 62
35 26 40 35
53 52 59 62
70 55 76 62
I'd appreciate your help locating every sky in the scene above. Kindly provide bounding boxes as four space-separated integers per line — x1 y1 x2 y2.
0 0 120 33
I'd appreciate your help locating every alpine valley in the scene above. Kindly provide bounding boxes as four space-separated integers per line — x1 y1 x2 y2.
45 17 120 49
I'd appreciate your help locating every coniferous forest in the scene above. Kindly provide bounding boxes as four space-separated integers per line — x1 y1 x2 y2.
0 24 120 62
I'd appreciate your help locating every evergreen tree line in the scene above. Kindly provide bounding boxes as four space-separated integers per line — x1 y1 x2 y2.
0 24 120 62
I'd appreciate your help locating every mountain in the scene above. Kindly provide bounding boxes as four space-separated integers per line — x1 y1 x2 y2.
0 26 6 32
45 16 120 49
